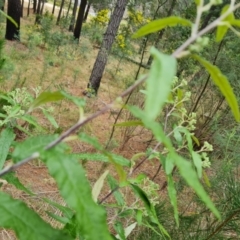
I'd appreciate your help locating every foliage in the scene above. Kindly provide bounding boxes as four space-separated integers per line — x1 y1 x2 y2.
1 0 240 239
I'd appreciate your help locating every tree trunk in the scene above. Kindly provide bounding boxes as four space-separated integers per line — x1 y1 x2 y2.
66 0 72 18
5 0 21 40
87 0 128 94
21 0 24 17
27 0 31 16
84 2 91 22
56 0 65 25
73 0 87 39
35 0 42 24
52 0 57 15
69 0 78 32
40 0 45 14
33 0 37 13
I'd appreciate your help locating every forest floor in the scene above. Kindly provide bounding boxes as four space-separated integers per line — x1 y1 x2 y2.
0 11 170 239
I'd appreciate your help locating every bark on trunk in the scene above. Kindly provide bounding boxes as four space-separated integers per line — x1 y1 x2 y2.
66 0 72 18
73 0 87 39
69 0 78 32
5 0 21 40
84 2 91 22
52 0 57 15
87 0 128 94
56 0 65 25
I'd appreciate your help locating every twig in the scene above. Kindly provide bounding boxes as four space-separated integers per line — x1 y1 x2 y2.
0 76 147 177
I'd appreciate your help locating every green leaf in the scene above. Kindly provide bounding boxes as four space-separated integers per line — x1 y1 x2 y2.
132 17 192 38
114 121 143 127
28 91 65 112
92 170 109 202
216 5 234 42
46 212 70 224
42 109 59 128
130 184 170 238
193 55 240 122
61 91 86 107
114 222 126 240
145 47 177 120
0 10 18 27
42 150 112 240
165 154 175 175
107 175 125 206
123 222 137 238
173 154 220 219
2 172 33 195
78 132 103 151
12 135 58 162
0 128 15 170
21 115 44 130
128 106 173 150
74 153 130 167
167 175 179 226
192 151 202 178
0 192 73 240
42 198 74 219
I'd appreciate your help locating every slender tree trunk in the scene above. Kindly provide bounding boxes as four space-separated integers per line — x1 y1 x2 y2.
52 0 57 15
87 0 128 94
57 0 65 25
147 0 177 66
69 0 78 32
33 0 37 13
73 0 87 39
35 0 42 24
5 0 21 40
66 0 72 18
27 0 31 16
40 0 45 14
84 2 91 22
21 0 24 17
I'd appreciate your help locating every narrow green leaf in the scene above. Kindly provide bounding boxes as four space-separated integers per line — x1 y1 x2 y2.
107 175 125 206
28 91 65 112
114 222 126 240
61 91 86 107
165 154 175 175
193 55 240 122
0 10 18 27
0 128 15 170
229 19 240 27
130 184 170 238
42 109 59 128
2 172 33 195
92 170 109 202
0 192 73 240
42 150 112 240
42 198 74 219
216 5 234 42
192 151 202 178
173 154 220 219
21 115 44 130
132 17 191 38
145 47 177 120
46 212 70 224
123 222 137 238
114 121 143 127
167 175 179 226
74 153 130 167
